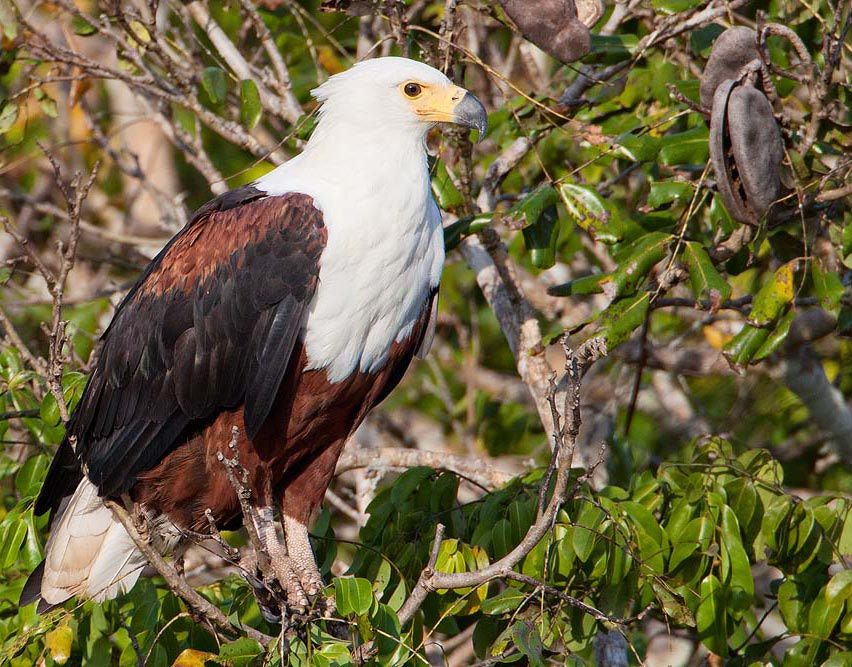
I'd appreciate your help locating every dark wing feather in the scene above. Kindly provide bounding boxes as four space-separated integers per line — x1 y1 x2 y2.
244 295 304 437
35 190 326 514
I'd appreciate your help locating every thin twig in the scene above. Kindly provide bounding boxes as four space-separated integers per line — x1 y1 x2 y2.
104 499 273 646
396 338 607 627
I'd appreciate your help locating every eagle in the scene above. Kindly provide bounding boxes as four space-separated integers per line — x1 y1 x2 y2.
21 57 487 614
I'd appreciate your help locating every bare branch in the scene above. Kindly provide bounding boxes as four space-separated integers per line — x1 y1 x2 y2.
104 498 273 647
335 446 523 490
397 338 607 627
237 0 304 123
186 1 297 128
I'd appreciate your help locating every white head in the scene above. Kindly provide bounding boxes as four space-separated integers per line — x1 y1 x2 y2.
308 57 487 145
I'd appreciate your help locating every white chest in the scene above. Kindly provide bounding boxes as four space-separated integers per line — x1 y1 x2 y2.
304 194 443 381
256 149 444 383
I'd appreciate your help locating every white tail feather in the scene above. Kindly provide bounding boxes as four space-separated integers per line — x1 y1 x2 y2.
41 477 147 605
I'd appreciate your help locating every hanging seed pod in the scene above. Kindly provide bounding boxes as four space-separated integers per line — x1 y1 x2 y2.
498 0 591 63
709 79 783 224
699 27 762 111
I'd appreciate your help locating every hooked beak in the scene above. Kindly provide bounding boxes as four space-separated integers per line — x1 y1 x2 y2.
415 84 489 143
451 91 488 143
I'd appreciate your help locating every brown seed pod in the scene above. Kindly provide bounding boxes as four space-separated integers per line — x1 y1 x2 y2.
499 0 591 63
709 79 783 224
699 27 762 111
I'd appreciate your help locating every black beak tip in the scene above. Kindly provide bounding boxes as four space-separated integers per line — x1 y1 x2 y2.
455 92 488 143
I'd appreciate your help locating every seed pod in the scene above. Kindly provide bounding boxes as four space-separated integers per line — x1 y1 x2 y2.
709 79 783 224
699 27 761 111
498 0 591 63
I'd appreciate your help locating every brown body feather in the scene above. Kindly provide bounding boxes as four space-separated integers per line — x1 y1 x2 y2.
133 297 433 531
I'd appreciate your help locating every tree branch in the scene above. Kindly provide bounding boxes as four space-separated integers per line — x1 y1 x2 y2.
396 337 607 627
104 499 273 647
335 446 522 490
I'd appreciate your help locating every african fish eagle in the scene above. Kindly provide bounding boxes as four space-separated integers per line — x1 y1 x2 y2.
21 57 487 613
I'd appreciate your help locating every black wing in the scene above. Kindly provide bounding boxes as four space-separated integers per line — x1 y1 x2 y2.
35 190 326 513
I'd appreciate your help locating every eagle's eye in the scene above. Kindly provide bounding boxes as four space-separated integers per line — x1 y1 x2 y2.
403 82 423 98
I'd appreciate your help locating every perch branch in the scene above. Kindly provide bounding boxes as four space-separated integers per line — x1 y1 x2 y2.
104 499 272 646
396 337 607 627
335 446 521 490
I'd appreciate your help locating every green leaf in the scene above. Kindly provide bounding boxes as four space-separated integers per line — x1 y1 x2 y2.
749 260 798 326
669 516 711 572
216 638 263 667
827 570 852 603
652 0 703 13
573 503 606 562
723 325 771 366
603 232 671 299
432 160 464 210
651 581 695 626
647 180 694 208
822 653 852 667
371 603 404 660
0 512 27 569
71 15 97 36
390 466 433 505
659 127 709 166
435 538 460 578
334 577 373 616
560 183 622 243
481 588 527 615
724 261 797 365
510 622 543 667
506 184 560 228
522 205 559 269
719 505 754 614
624 500 666 574
443 213 492 251
812 263 844 309
809 582 845 639
778 579 809 634
201 67 227 104
696 574 727 657
595 292 650 349
589 34 637 58
683 241 732 303
40 391 62 427
547 273 608 297
616 132 660 162
491 518 513 558
752 310 796 361
15 454 48 497
723 477 762 546
239 79 262 130
786 638 821 667
0 103 18 135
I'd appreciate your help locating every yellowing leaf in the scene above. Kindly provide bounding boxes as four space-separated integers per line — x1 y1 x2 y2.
703 323 733 349
172 649 218 667
45 624 72 666
128 20 151 44
318 45 345 74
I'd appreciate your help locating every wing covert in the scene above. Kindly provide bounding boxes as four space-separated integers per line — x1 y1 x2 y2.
36 191 326 512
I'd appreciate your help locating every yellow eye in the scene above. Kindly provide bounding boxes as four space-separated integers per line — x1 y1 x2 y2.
403 82 423 98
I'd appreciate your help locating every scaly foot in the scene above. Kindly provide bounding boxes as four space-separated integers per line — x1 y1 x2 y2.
284 515 335 616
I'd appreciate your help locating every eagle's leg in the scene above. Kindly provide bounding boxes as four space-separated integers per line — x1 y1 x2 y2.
252 506 311 610
283 514 325 600
277 438 348 614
